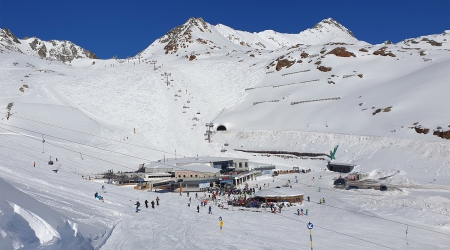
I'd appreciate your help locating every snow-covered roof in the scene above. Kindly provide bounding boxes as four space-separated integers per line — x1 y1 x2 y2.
145 156 247 168
254 187 304 197
172 163 220 173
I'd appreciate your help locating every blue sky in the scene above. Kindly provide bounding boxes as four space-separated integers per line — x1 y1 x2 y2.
1 0 448 59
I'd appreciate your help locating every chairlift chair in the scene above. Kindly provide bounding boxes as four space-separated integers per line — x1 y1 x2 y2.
224 143 229 146
221 148 227 152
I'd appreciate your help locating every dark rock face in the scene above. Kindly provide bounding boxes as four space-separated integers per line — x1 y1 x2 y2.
317 65 332 72
326 47 356 57
433 130 450 139
3 28 21 44
373 47 396 57
275 59 295 71
38 44 47 57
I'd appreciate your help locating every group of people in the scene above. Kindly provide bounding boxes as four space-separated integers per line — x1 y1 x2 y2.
297 208 309 216
133 196 160 212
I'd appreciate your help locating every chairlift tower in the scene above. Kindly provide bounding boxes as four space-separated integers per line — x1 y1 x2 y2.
205 123 214 143
149 60 157 71
161 72 171 86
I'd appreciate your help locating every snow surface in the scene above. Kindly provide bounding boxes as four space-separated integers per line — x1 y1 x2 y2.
0 18 450 249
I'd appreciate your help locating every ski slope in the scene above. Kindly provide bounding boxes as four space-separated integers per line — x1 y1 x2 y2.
0 19 450 249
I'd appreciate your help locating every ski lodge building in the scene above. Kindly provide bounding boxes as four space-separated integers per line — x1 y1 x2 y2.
254 187 304 203
135 156 255 188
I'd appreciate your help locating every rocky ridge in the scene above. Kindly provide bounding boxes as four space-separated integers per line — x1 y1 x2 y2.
0 28 98 62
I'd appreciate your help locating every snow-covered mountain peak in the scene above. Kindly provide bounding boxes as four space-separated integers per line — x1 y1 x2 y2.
312 17 355 38
144 17 365 57
0 28 98 62
297 17 360 45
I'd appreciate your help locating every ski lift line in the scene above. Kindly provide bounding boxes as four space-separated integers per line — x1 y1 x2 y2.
0 125 247 176
0 123 157 162
0 123 226 173
1 115 177 157
1 132 106 171
0 126 134 170
0 141 93 174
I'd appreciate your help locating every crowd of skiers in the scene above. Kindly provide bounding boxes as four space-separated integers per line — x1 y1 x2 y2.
91 175 328 218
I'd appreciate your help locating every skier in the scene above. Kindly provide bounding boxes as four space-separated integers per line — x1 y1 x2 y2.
187 192 189 197
307 196 310 202
56 158 58 162
318 187 321 192
195 193 198 198
156 196 160 206
297 209 300 216
145 200 149 209
322 198 325 204
197 205 200 213
151 200 155 209
95 192 98 199
300 208 304 215
97 195 104 202
305 208 309 216
209 206 212 214
189 197 191 202
135 200 141 212
33 162 36 167
102 185 106 193
188 201 190 207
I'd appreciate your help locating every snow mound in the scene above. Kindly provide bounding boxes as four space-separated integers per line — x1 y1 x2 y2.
0 177 93 250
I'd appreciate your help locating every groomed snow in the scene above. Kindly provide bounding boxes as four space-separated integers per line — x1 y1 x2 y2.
0 19 450 249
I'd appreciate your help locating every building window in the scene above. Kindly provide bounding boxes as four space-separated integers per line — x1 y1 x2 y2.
190 175 193 178
245 162 248 167
239 162 242 168
183 175 186 178
178 175 181 178
195 175 198 178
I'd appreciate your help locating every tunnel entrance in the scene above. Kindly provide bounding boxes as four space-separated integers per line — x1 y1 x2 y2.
217 125 227 131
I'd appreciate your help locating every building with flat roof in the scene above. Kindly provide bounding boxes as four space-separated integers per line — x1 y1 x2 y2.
254 187 304 203
140 156 253 189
